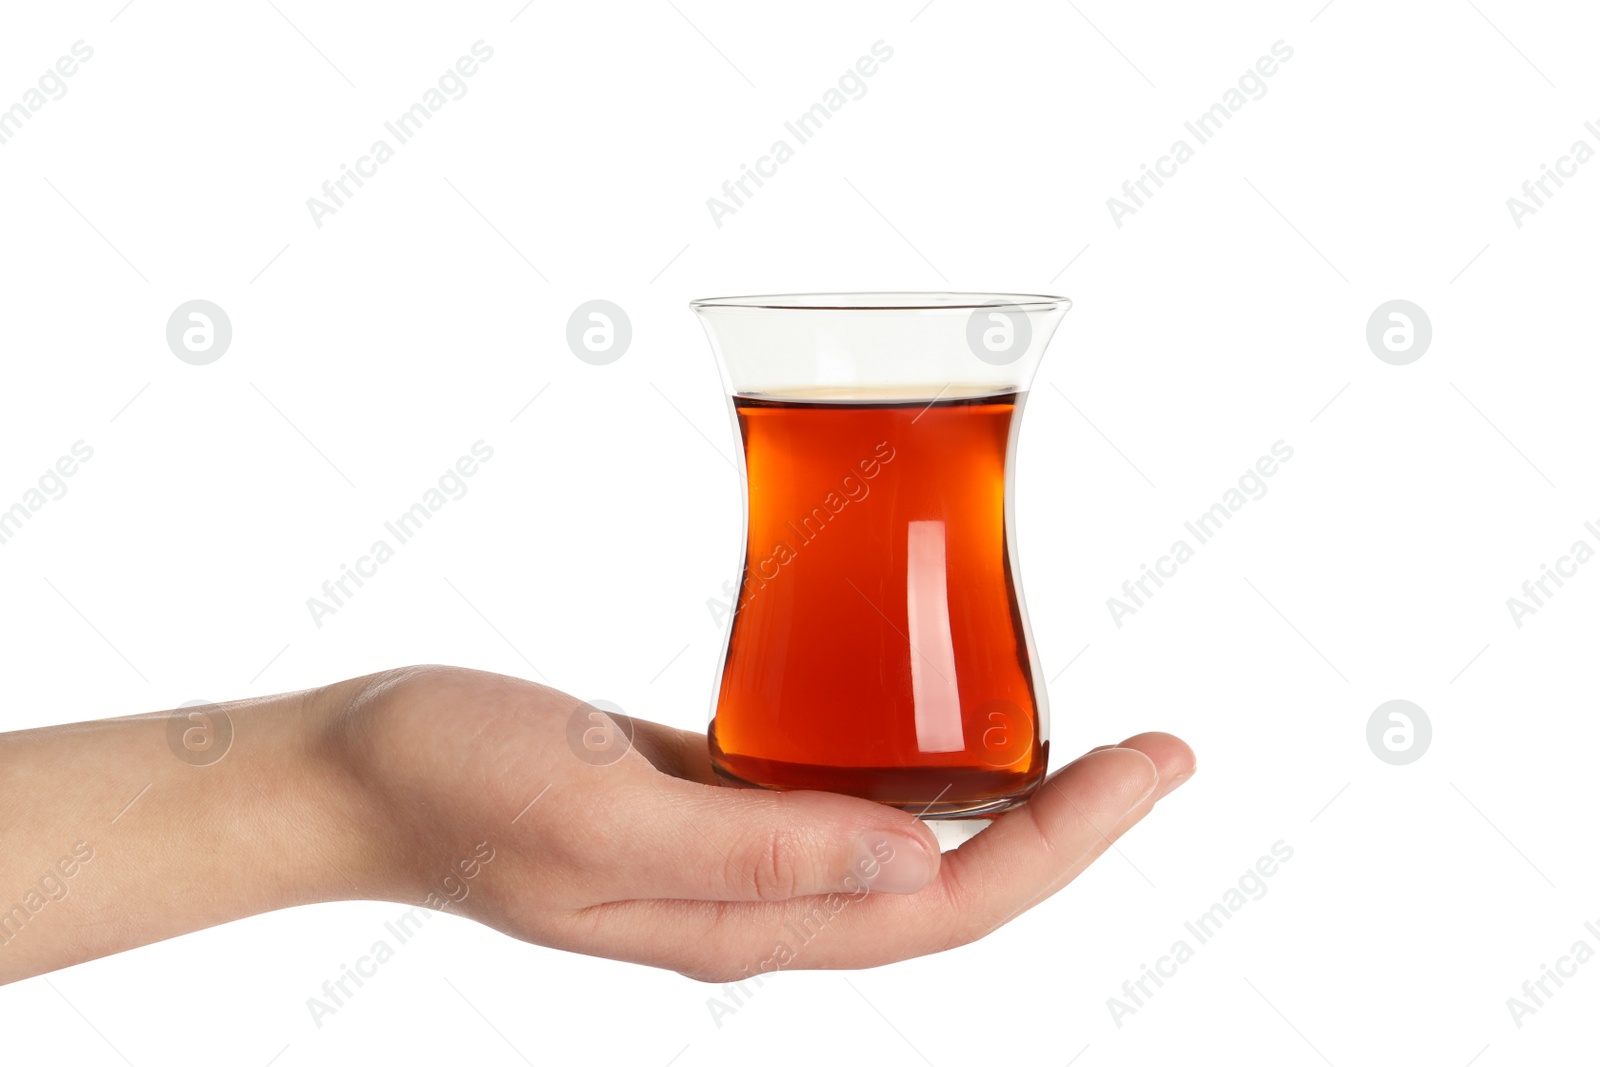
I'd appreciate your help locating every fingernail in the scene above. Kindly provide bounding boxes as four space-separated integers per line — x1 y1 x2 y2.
852 830 935 894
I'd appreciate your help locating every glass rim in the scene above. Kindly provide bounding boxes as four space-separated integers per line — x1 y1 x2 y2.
690 291 1069 313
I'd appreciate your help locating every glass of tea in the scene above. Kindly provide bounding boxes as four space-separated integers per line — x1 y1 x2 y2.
692 293 1070 820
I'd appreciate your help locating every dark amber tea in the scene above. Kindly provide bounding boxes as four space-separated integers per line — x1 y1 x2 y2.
693 292 1069 819
709 389 1047 816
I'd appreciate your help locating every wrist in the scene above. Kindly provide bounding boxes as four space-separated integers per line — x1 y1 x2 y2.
141 689 392 914
283 681 418 906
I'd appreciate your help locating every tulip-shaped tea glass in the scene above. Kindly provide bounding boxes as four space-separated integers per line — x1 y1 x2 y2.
693 293 1070 819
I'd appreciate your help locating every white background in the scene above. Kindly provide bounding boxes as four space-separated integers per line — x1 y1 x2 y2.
2 0 1597 1063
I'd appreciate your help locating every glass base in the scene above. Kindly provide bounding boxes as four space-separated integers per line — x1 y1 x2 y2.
927 818 996 852
710 753 1042 820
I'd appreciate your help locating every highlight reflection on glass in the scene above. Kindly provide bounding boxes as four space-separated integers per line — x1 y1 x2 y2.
907 519 963 755
693 294 1069 819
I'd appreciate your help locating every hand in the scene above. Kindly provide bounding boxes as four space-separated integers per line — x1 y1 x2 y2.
324 666 1196 981
0 665 1194 984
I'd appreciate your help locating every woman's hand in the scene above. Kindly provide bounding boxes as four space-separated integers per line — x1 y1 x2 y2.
0 665 1193 985
324 666 1194 982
